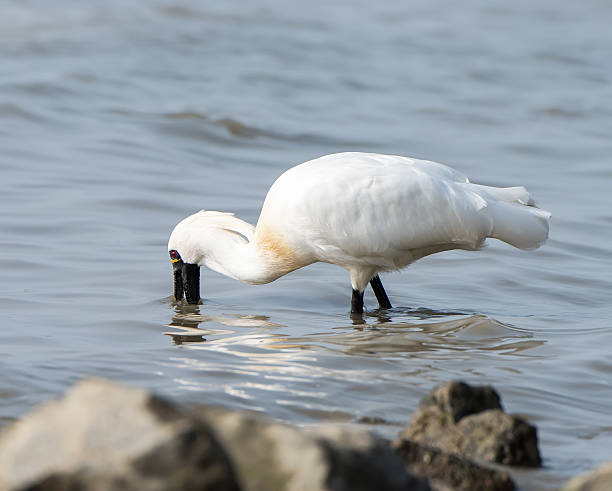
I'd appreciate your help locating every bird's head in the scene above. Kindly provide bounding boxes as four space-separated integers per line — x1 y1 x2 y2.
168 210 256 304
168 214 204 305
167 248 200 304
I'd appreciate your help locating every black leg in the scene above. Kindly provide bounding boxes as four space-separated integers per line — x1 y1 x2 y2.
369 274 392 309
351 289 364 313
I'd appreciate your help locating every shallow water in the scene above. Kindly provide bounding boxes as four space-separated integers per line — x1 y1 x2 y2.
1 0 612 488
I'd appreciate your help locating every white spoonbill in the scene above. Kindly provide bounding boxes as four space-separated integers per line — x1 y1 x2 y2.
168 152 550 313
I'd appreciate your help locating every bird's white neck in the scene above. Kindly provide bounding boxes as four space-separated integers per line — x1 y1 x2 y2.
169 211 313 285
201 231 275 285
210 228 315 284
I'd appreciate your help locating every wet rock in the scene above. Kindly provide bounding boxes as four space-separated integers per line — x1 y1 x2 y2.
392 438 515 491
0 379 240 491
356 415 390 425
0 379 430 491
198 406 430 491
417 381 503 423
562 462 612 491
455 409 541 467
400 381 541 467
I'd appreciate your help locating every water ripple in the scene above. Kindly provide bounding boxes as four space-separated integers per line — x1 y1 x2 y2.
2 2 612 488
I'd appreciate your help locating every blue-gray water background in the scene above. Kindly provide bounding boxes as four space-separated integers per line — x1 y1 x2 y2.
1 1 611 488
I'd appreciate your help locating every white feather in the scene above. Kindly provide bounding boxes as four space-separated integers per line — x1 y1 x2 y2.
169 152 550 292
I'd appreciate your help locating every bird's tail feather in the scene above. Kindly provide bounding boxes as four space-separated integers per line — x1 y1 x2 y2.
463 183 550 249
467 183 536 205
486 200 551 249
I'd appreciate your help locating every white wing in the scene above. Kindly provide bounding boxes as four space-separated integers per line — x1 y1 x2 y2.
257 152 493 270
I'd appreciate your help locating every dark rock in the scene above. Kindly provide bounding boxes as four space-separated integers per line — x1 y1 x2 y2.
392 438 515 491
456 410 541 467
418 381 502 423
0 379 240 491
198 407 430 491
562 462 612 491
0 379 431 491
356 416 391 425
400 381 541 467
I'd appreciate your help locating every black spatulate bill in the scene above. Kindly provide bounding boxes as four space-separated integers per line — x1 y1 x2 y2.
170 250 200 304
182 263 200 304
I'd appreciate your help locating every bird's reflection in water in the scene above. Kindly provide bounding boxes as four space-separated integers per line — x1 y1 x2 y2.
350 306 471 327
165 302 545 358
350 310 392 326
165 303 282 346
166 308 206 345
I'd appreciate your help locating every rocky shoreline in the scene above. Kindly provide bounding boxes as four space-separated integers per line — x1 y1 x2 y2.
0 379 607 490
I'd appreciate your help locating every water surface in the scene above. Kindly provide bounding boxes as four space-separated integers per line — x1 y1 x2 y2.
1 1 612 488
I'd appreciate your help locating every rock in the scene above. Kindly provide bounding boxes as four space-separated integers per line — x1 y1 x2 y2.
356 416 390 425
562 462 612 491
0 379 240 491
400 381 541 467
0 379 430 491
455 410 541 467
392 438 515 491
198 406 430 491
418 381 503 423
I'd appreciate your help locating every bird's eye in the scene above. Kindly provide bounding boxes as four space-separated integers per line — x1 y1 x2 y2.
169 250 180 261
